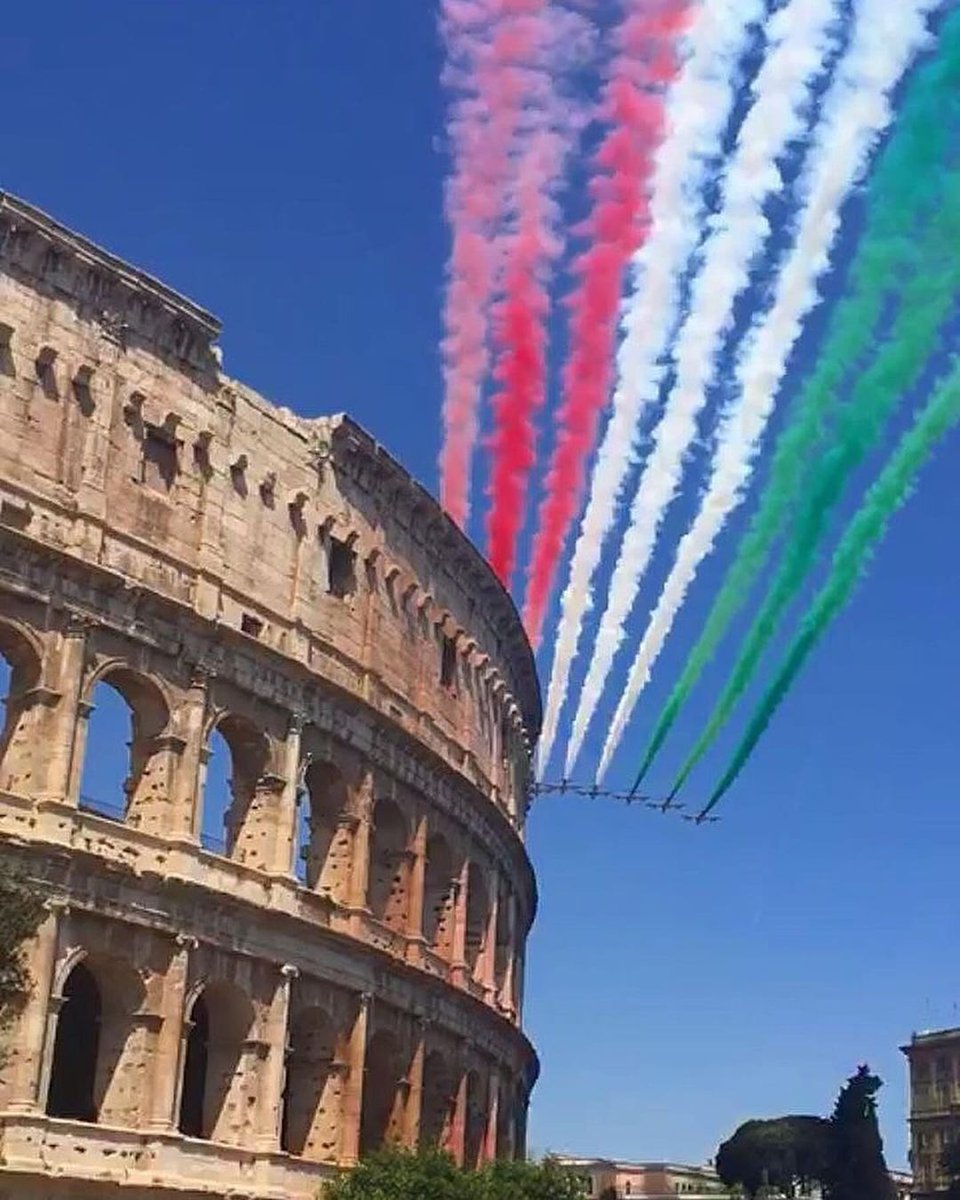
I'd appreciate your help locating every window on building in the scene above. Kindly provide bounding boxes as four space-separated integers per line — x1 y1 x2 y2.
327 535 357 598
46 961 100 1122
440 635 457 691
140 427 178 492
240 613 263 639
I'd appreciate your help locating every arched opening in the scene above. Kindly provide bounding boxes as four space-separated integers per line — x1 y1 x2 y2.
178 994 209 1137
464 863 490 978
494 883 511 994
496 1082 514 1160
177 981 254 1143
280 1006 342 1160
463 1069 486 1170
423 833 457 958
367 798 410 933
79 668 168 823
359 1029 405 1157
0 623 43 795
46 961 100 1122
199 714 269 860
420 1049 457 1151
296 760 352 902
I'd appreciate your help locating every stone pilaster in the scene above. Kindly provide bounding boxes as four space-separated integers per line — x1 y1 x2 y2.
177 664 213 839
255 963 299 1151
405 814 427 964
402 1017 427 1148
481 870 500 999
450 859 469 988
339 991 371 1165
43 615 90 804
484 1066 501 1163
276 713 305 875
5 900 64 1111
447 1042 469 1167
347 772 373 930
147 933 195 1131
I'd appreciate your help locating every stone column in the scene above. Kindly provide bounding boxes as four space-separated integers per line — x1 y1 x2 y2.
275 714 304 876
450 859 469 988
402 1017 427 1148
176 664 213 839
447 1043 469 1167
147 933 195 1131
5 900 64 1111
255 963 299 1152
481 871 500 1000
41 615 90 804
499 894 517 1018
405 815 427 965
483 1066 501 1163
339 991 371 1165
347 772 373 930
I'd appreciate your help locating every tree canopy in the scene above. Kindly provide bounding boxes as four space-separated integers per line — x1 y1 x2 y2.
322 1149 587 1200
716 1115 831 1197
0 861 44 1018
825 1065 894 1200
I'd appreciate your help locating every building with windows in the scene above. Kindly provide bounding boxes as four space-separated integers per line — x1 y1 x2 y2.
0 192 540 1198
903 1027 960 1196
554 1156 732 1198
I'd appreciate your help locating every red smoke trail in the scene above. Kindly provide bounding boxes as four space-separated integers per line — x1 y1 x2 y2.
439 0 532 528
521 0 691 646
485 0 583 587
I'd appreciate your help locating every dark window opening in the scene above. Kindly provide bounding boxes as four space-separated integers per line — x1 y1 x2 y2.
35 346 58 398
327 536 356 599
46 961 100 1122
240 613 263 639
0 322 14 377
440 636 457 691
72 365 95 416
178 994 210 1138
141 428 178 492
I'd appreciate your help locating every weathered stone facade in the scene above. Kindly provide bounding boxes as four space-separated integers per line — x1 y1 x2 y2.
902 1028 960 1197
0 192 539 1199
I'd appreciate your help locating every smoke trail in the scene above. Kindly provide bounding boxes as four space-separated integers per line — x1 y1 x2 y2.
439 0 526 527
636 8 960 789
484 2 589 586
702 359 960 818
564 0 845 777
671 129 960 794
596 0 939 782
536 0 764 774
521 0 691 648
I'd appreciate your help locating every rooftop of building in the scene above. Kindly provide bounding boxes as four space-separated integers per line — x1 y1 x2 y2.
902 1026 960 1052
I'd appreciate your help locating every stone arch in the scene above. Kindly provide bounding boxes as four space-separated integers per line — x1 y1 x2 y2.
200 711 275 866
280 1005 343 1160
359 1028 406 1156
463 1067 486 1170
367 797 411 933
423 832 457 959
177 978 255 1144
298 759 352 902
420 1047 458 1150
464 862 490 979
78 664 170 826
46 950 146 1127
0 618 44 795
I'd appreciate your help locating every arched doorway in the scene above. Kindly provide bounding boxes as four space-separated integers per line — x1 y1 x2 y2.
367 799 410 933
280 1006 342 1160
465 863 490 979
46 961 101 1122
423 833 457 958
177 981 254 1143
0 621 43 795
297 760 352 902
199 714 270 863
178 993 209 1137
359 1029 405 1156
463 1069 486 1170
420 1048 457 1150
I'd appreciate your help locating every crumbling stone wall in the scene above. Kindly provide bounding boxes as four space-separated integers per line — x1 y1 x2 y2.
0 192 538 1200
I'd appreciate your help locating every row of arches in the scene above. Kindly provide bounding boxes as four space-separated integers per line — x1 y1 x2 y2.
41 951 520 1165
0 629 523 1005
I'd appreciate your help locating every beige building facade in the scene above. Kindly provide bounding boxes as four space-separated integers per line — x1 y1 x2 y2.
903 1027 960 1196
556 1156 731 1199
0 192 540 1198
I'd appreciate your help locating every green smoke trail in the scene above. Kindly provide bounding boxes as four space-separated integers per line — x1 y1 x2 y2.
700 358 960 817
633 11 960 791
669 176 960 797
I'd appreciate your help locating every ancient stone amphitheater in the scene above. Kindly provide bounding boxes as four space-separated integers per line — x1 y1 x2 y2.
0 193 540 1199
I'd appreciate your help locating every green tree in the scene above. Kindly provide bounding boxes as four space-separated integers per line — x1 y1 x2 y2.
322 1148 587 1200
0 861 44 1019
716 1116 831 1197
823 1065 894 1200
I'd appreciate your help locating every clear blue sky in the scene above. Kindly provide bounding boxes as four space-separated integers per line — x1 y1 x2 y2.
3 1 958 1171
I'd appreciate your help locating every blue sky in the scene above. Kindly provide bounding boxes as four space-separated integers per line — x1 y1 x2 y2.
3 0 959 1170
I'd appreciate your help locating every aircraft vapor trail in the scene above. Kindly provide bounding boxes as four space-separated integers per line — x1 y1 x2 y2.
536 0 764 775
596 0 939 783
564 0 844 778
702 357 960 818
635 0 956 792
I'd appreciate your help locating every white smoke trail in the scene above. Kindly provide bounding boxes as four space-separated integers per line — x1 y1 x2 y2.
536 0 763 776
564 0 845 777
595 0 939 782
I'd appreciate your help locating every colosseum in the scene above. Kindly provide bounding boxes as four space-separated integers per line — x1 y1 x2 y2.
0 192 540 1199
